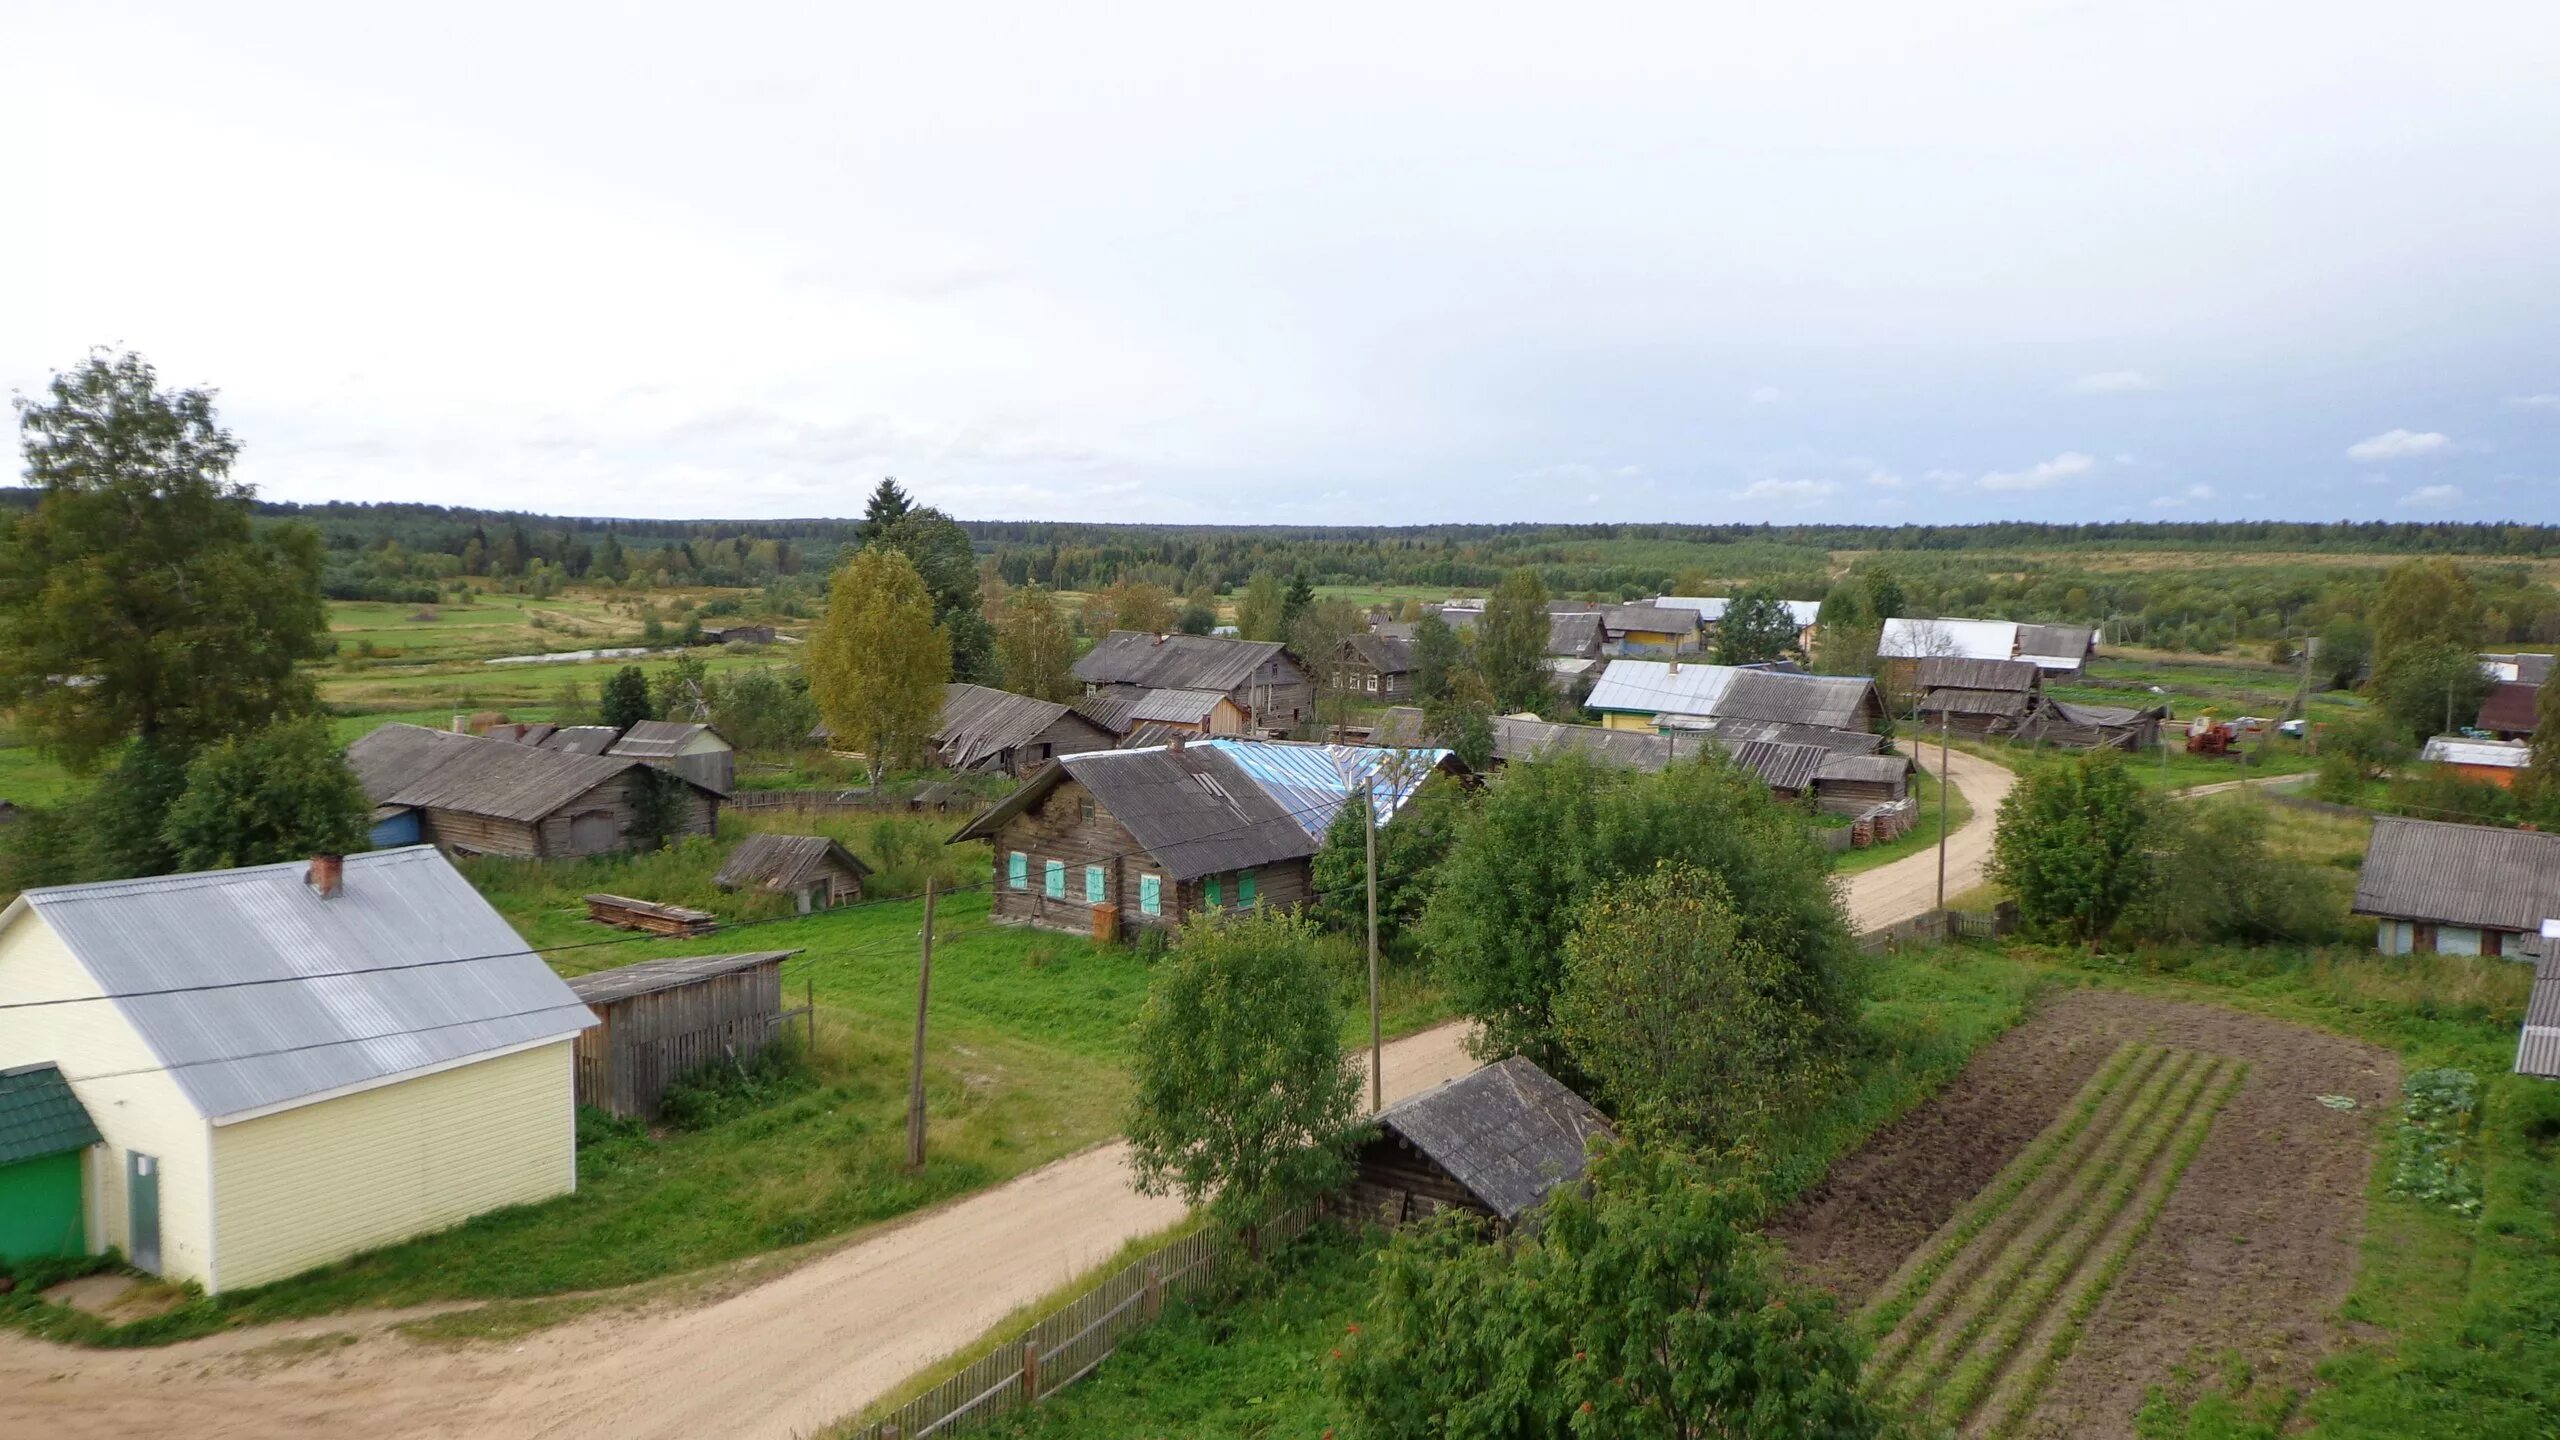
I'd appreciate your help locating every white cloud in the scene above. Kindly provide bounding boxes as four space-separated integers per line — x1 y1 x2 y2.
1748 386 1785 406
1977 451 2097 492
2511 394 2560 411
2399 484 2463 508
2183 483 2215 500
1865 470 1905 488
2068 370 2156 394
2346 428 2453 462
1736 478 1838 502
2150 483 2216 511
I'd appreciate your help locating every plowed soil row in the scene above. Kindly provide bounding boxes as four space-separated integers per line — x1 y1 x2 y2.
1771 988 2397 1440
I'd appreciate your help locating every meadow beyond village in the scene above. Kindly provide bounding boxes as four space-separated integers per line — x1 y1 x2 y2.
5 353 2560 1440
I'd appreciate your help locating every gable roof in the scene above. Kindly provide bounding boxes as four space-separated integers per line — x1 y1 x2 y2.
1816 752 1917 785
1071 690 1147 736
541 725 624 756
1586 660 1738 717
2017 623 2097 667
1343 634 1417 673
2482 653 2558 686
1128 688 1234 725
2422 737 2530 769
1716 738 1830 792
1071 631 1294 693
2354 817 2560 933
934 684 1108 770
610 720 729 760
715 834 872 893
1374 1056 1614 1222
1546 612 1605 656
2521 948 2560 1079
13 847 594 1122
1915 657 2042 693
1713 670 1878 730
2478 682 2542 734
0 1062 101 1165
566 950 797 1007
1924 686 2034 718
2037 699 2168 729
1599 604 1700 637
350 724 688 824
952 739 1451 882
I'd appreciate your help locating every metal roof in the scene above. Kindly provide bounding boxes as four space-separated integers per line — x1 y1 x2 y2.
351 724 690 824
2422 736 2530 769
2476 682 2542 734
1374 1056 1614 1222
1715 670 1878 730
1196 738 1449 839
2354 817 2560 933
1598 604 1700 636
0 1062 101 1165
1546 612 1606 656
566 950 797 1007
1586 660 1738 716
2481 653 2558 686
1072 690 1147 736
609 720 729 761
1717 739 1829 792
1652 597 1822 626
1879 617 2021 662
715 834 871 892
1071 631 1295 693
17 847 595 1122
2521 948 2560 1078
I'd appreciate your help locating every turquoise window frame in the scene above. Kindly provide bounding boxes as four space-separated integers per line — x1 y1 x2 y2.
1239 869 1257 906
1085 864 1105 904
1008 852 1028 890
1044 860 1065 899
1204 875 1223 908
1139 874 1162 916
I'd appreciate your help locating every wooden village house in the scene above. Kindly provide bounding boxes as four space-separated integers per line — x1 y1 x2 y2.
932 683 1118 777
2354 817 2560 960
1584 660 1885 735
608 720 738 794
0 848 595 1291
566 951 803 1119
351 723 721 859
715 834 871 911
1332 634 1419 703
1349 1056 1614 1230
1070 632 1315 733
950 737 1453 938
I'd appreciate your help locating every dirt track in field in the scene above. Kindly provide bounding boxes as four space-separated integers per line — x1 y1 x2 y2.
1772 988 2398 1440
0 756 2011 1440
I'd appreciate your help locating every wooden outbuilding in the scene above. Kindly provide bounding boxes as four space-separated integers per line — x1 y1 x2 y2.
1070 632 1314 732
933 683 1119 777
1348 1057 1614 1230
349 724 722 860
609 720 738 795
566 950 804 1119
716 834 870 911
1812 752 1916 812
2354 817 2560 960
1913 657 2045 737
2014 699 2170 752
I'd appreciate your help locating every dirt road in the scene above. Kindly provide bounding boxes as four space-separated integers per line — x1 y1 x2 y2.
0 762 2001 1440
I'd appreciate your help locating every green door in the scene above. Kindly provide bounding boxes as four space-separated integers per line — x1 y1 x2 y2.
0 1150 86 1263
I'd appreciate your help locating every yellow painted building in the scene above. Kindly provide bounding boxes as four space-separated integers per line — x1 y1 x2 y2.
0 848 593 1293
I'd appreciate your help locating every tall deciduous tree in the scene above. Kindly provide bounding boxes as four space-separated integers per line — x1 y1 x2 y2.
1555 864 1836 1143
600 665 656 730
992 584 1079 701
1409 611 1462 705
163 719 371 872
1082 579 1179 639
1333 1141 1894 1440
1987 751 2158 944
1235 569 1287 642
1476 568 1553 713
1311 768 1464 952
877 506 995 684
0 351 329 770
1714 587 1802 666
807 546 952 793
2372 558 2484 672
1421 666 1497 772
2373 642 2494 743
1126 909 1366 1255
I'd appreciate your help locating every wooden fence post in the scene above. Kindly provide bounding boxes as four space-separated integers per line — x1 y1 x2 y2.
1021 1338 1042 1403
1144 1263 1162 1321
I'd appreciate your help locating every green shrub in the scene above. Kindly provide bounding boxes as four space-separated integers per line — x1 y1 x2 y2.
656 1039 814 1131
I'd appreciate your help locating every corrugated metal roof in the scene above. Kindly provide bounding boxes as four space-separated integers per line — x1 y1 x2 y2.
2476 683 2542 734
0 1062 102 1165
1718 739 1829 793
2354 817 2560 932
1715 670 1878 731
566 951 797 1007
1586 660 1738 716
1653 597 1820 626
1128 688 1231 724
1196 739 1448 839
715 834 870 892
1072 690 1146 736
1071 632 1292 693
2422 737 2529 768
1375 1057 1614 1222
20 847 595 1122
610 720 727 761
2522 949 2560 1078
1879 617 2020 661
1817 753 1916 785
1599 605 1700 636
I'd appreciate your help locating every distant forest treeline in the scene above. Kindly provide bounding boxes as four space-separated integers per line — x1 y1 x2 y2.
5 491 2558 652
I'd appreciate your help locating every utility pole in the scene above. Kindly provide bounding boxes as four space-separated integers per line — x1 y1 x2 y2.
905 879 936 1172
1936 707 1951 911
1362 777 1383 1113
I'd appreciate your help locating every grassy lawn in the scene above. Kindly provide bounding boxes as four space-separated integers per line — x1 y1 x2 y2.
1835 760 1970 876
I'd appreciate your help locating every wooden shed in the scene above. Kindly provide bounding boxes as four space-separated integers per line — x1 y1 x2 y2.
1349 1056 1613 1230
610 720 738 795
716 834 871 911
349 723 721 860
566 950 804 1119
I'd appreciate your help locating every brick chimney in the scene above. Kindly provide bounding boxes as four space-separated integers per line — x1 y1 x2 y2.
1168 731 1187 754
307 853 344 899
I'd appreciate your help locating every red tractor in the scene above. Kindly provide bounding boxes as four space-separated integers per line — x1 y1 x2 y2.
2184 721 2239 757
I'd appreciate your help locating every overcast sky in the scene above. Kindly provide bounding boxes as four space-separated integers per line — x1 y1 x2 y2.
10 2 2560 525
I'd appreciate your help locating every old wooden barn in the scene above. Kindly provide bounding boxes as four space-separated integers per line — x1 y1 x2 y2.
933 683 1118 777
349 724 722 860
1070 631 1314 733
565 950 805 1118
609 720 738 794
1349 1057 1614 1229
715 834 871 911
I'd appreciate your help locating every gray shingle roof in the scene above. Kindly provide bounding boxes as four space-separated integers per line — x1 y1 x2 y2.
1345 634 1416 673
1718 739 1830 793
2039 699 2168 729
1816 753 1916 785
566 951 797 1006
1924 687 2034 718
609 720 728 761
1374 1056 1614 1222
0 1062 101 1166
542 725 623 756
1072 690 1147 736
2017 623 2096 664
16 847 595 1121
1546 612 1605 656
1714 669 1879 730
1914 657 2041 693
1665 715 1886 754
351 723 679 824
714 834 871 893
2354 817 2560 932
935 684 1108 770
1071 631 1293 693
1599 604 1700 636
1128 688 1231 724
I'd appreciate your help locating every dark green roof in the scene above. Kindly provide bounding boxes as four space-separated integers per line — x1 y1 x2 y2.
0 1064 100 1166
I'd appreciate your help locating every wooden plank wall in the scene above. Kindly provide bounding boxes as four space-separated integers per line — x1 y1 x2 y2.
575 962 789 1117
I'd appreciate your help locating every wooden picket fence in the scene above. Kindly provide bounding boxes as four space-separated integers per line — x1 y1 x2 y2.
841 1204 1321 1440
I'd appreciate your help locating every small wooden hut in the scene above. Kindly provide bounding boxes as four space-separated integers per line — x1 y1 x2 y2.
716 834 871 911
1348 1057 1613 1230
566 950 804 1119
